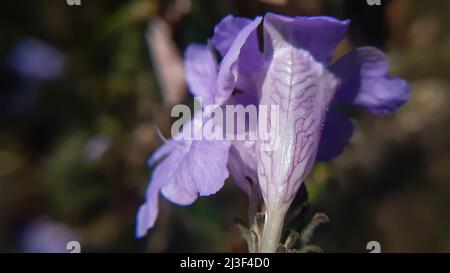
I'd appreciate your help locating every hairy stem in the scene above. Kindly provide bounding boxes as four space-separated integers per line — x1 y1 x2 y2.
259 205 288 253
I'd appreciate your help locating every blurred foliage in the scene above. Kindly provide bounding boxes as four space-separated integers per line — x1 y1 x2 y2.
0 0 449 252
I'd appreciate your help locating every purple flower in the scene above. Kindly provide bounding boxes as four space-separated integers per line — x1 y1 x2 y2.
136 13 409 243
136 17 263 237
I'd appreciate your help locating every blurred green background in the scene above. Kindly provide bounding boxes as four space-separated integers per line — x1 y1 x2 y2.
0 0 450 252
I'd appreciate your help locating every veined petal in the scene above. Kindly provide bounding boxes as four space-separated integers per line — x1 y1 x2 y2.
331 46 410 115
316 108 354 162
184 44 218 105
215 16 263 105
263 13 350 64
258 15 339 209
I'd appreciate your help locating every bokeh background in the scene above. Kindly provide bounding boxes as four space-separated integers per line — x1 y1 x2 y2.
1 0 449 253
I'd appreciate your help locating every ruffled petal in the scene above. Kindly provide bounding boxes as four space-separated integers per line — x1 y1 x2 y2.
215 16 263 105
136 162 170 237
212 15 255 57
136 116 232 237
184 44 218 105
136 140 181 237
137 138 231 237
212 15 264 98
331 46 410 115
160 139 231 203
263 13 350 64
316 109 354 162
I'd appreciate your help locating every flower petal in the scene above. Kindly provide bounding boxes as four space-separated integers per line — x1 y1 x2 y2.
212 15 263 84
331 46 410 115
215 16 263 105
184 44 218 105
258 15 339 208
263 13 350 64
228 139 258 195
136 151 172 237
160 139 231 203
136 139 180 237
137 139 230 237
212 15 255 57
212 15 263 97
136 116 231 237
316 109 354 162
